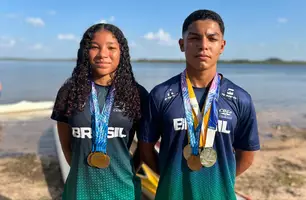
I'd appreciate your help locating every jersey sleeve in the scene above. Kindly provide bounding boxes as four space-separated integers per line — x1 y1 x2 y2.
233 95 260 151
50 84 69 124
138 90 162 143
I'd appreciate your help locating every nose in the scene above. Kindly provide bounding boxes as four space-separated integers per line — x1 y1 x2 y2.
98 46 109 58
198 37 209 50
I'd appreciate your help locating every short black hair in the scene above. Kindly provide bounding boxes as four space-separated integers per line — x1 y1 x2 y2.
182 9 225 36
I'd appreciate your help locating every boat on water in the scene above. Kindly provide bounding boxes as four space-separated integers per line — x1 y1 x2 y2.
53 125 251 200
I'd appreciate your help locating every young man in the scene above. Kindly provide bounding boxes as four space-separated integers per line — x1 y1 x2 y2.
138 9 260 200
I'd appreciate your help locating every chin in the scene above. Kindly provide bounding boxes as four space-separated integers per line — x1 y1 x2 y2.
94 68 115 77
190 62 210 71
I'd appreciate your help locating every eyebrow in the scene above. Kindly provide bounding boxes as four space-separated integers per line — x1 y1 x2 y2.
188 31 220 37
207 32 220 37
90 41 116 45
188 32 202 37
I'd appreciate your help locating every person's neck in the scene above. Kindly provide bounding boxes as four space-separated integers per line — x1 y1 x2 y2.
186 66 217 88
93 74 112 86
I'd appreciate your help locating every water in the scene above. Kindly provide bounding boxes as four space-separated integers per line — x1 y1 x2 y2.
0 61 305 156
0 61 306 127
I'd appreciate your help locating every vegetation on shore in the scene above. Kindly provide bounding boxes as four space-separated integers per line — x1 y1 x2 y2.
0 57 306 65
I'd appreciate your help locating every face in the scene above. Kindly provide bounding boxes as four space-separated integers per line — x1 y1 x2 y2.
179 19 226 71
88 30 120 77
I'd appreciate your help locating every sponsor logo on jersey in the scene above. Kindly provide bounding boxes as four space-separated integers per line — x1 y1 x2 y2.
219 108 233 120
113 103 125 112
221 88 237 100
173 118 231 134
164 88 178 101
71 127 126 139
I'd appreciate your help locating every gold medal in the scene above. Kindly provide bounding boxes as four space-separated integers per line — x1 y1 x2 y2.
183 145 192 160
90 152 110 168
200 147 217 167
187 155 202 171
87 152 94 167
183 144 201 160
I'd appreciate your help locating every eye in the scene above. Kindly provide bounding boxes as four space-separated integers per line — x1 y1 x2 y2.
208 37 218 41
90 45 99 49
108 46 117 50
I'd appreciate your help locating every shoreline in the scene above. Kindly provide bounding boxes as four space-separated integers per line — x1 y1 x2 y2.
1 58 306 65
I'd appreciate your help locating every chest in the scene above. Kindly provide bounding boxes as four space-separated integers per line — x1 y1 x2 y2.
161 95 239 141
68 102 134 142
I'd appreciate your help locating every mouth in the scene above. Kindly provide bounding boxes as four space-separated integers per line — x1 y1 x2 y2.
94 61 111 67
195 54 210 60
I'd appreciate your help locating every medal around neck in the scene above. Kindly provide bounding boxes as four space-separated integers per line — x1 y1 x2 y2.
87 81 115 168
200 147 217 167
90 152 110 168
87 152 94 167
200 126 218 167
187 155 202 171
180 70 220 170
183 144 200 160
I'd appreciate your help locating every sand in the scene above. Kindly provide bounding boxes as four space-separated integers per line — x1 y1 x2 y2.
0 117 306 200
235 125 306 200
0 154 63 200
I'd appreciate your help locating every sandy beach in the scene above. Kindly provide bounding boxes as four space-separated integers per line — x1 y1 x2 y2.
0 112 306 200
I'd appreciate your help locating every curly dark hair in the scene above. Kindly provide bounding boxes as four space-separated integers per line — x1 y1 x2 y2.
53 23 141 121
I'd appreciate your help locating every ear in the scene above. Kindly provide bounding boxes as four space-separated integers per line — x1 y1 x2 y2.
178 39 184 52
220 39 226 54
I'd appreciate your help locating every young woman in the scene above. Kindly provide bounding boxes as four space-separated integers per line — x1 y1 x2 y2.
51 23 148 200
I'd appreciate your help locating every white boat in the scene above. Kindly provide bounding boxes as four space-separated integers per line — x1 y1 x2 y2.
0 100 54 114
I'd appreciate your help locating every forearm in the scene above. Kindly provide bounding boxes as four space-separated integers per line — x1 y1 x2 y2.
62 146 72 166
142 149 160 175
235 150 255 177
57 122 72 166
132 147 142 172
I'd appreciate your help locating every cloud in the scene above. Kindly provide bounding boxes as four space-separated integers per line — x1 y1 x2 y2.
99 19 107 23
29 43 43 50
143 29 176 46
0 37 16 48
47 10 56 15
25 17 45 27
97 16 115 24
57 34 79 42
129 41 137 47
277 17 288 24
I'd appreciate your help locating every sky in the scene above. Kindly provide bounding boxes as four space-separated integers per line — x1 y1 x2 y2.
0 0 305 61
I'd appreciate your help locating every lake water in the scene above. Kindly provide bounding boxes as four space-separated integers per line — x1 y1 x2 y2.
0 61 305 128
0 61 305 157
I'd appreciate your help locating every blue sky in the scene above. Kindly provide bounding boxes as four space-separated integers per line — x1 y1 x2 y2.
1 0 305 60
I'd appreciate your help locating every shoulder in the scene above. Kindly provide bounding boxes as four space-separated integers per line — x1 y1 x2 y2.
136 82 149 98
220 76 253 106
149 74 181 103
52 78 72 117
56 78 72 100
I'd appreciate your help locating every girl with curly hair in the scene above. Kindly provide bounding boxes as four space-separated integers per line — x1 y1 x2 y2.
51 23 148 200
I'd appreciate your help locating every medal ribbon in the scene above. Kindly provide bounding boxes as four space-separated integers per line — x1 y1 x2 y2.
181 70 220 155
90 81 115 153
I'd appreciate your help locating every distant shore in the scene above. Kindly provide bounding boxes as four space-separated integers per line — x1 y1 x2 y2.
1 57 306 65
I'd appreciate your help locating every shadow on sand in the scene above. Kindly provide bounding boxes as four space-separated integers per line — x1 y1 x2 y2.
0 194 11 200
38 125 64 200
